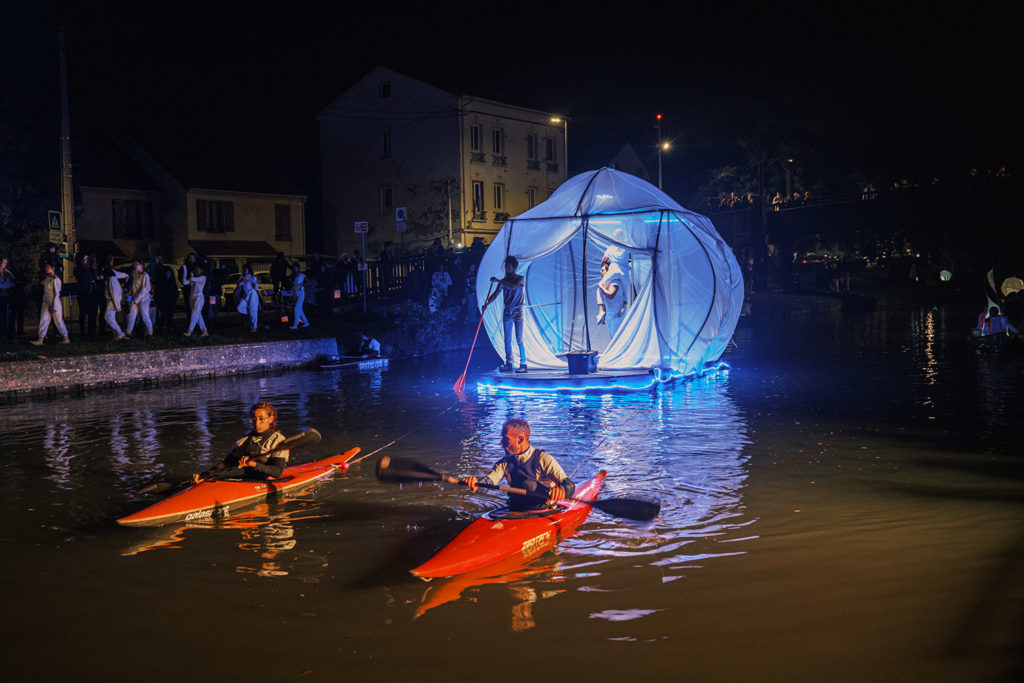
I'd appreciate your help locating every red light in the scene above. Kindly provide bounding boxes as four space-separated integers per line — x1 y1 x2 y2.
656 114 662 120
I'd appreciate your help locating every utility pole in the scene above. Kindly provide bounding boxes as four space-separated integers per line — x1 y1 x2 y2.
57 27 76 273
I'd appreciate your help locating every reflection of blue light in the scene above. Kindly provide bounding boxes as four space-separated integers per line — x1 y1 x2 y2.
476 361 730 395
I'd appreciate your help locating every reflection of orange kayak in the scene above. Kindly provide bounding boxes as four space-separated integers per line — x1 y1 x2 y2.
416 554 559 617
117 448 359 527
411 471 605 579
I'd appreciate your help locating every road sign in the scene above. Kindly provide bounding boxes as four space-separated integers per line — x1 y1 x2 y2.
395 206 407 222
354 221 369 234
48 210 63 242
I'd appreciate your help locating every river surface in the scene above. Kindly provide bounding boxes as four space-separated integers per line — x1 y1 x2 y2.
1 304 1021 682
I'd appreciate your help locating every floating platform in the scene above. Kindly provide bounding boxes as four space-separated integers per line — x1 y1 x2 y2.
477 361 729 393
320 357 390 371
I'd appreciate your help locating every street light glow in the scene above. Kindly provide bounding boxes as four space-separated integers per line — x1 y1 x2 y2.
550 117 563 124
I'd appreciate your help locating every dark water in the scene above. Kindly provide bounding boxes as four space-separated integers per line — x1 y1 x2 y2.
1 305 1021 681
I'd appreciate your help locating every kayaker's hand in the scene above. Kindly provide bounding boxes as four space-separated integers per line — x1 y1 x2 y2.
190 473 203 484
462 476 478 492
238 455 252 468
548 485 566 504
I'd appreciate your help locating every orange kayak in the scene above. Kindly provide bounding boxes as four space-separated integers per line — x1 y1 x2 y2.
118 448 359 527
411 470 606 578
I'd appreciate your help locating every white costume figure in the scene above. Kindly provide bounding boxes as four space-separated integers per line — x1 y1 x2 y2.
597 261 627 339
125 268 153 336
183 271 208 336
104 269 130 340
32 269 70 345
289 269 308 329
236 270 261 331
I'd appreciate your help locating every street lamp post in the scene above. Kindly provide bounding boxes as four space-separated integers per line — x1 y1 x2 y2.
550 116 568 179
655 114 671 189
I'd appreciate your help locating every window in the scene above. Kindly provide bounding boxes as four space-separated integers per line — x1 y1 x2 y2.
196 199 234 233
526 134 538 160
472 180 485 219
493 183 504 210
544 137 556 161
528 186 538 208
470 124 482 151
379 130 391 159
112 199 154 239
492 128 504 154
379 184 393 214
274 204 292 241
379 81 391 97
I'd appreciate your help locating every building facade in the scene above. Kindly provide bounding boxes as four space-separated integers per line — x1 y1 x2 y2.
76 134 306 269
319 66 566 257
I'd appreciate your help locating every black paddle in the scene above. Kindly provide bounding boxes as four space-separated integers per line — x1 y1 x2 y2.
376 455 660 522
135 428 323 495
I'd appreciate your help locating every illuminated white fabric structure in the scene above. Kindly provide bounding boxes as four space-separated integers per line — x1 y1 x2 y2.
476 168 744 374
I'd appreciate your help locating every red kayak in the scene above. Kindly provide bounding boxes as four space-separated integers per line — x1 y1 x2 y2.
411 470 606 578
118 448 359 527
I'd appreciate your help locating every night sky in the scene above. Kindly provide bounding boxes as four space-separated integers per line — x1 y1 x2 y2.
3 1 1020 203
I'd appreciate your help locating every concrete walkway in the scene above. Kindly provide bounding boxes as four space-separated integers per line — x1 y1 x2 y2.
0 337 339 397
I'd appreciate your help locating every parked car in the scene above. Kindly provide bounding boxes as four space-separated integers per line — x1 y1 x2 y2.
220 271 276 310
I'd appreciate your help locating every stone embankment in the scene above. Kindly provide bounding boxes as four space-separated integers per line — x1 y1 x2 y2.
0 338 339 397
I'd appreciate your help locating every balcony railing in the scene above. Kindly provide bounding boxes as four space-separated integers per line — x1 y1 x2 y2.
491 155 507 167
546 162 559 173
470 152 486 163
527 159 540 170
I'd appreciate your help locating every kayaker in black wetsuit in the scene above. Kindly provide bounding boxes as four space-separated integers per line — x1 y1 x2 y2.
191 402 291 483
462 418 575 512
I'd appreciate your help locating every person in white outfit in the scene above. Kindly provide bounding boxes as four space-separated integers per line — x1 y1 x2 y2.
289 263 308 329
102 265 130 340
31 262 70 345
183 263 208 337
125 260 153 337
235 265 261 332
596 258 627 339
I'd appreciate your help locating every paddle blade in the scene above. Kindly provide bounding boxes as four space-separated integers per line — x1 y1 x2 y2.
376 456 445 484
453 374 467 392
590 497 660 522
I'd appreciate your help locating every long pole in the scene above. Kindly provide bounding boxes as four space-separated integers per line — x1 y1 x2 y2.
562 119 568 179
361 232 367 314
657 115 663 189
57 27 76 271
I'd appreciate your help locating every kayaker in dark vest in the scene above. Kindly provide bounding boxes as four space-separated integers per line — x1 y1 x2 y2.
462 418 575 512
191 402 291 483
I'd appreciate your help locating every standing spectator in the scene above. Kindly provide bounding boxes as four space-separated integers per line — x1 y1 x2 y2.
182 262 208 337
38 242 63 279
289 263 309 329
178 252 198 303
236 264 261 332
30 262 70 345
125 260 153 337
101 264 130 340
205 259 228 329
269 252 289 302
10 264 28 337
73 253 98 336
155 267 179 333
429 262 452 312
0 256 15 337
